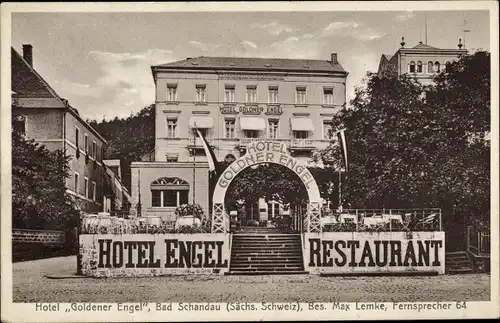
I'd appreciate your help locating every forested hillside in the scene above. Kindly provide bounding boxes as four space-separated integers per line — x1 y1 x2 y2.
87 104 155 191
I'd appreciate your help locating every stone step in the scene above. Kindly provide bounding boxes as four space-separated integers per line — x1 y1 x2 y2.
446 259 473 266
230 263 303 269
229 267 304 272
447 267 474 274
225 270 309 276
231 259 303 264
231 256 303 261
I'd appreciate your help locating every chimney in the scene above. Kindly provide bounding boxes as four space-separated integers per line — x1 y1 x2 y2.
22 44 33 67
330 53 338 65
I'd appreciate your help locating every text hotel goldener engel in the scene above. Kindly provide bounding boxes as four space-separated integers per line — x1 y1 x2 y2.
35 301 464 313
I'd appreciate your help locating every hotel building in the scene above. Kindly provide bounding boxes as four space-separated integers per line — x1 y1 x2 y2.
131 54 348 221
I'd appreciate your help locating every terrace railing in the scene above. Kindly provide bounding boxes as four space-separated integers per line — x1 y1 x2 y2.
467 226 490 258
320 208 442 233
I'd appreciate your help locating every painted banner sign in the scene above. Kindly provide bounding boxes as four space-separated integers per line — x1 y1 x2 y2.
303 232 445 274
80 234 230 277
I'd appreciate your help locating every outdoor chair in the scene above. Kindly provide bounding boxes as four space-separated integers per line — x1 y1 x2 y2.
415 213 438 231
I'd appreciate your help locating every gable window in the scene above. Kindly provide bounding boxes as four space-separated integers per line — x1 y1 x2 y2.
224 85 235 103
92 141 97 159
196 85 206 103
92 181 97 201
296 86 307 104
268 86 279 104
167 84 177 102
151 177 189 207
434 61 441 73
74 173 79 195
417 61 423 73
246 85 257 103
166 118 178 138
427 61 434 73
268 119 279 139
323 88 334 105
84 134 88 153
323 121 334 139
225 119 235 138
409 61 416 73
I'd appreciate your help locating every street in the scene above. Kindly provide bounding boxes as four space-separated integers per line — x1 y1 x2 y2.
12 256 490 303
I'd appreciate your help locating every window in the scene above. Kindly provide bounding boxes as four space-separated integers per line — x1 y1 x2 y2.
246 85 257 103
166 118 178 138
75 127 80 149
196 85 206 103
417 61 423 73
167 84 177 102
294 130 309 139
74 173 79 195
427 61 434 73
323 88 334 105
151 177 190 207
166 155 178 162
193 127 209 138
244 130 259 138
444 61 451 72
84 134 88 153
225 119 235 138
84 177 89 198
409 61 416 73
296 86 306 104
224 85 235 103
268 86 279 104
92 141 97 159
13 115 26 135
268 119 279 139
92 181 96 201
323 121 333 139
434 61 440 73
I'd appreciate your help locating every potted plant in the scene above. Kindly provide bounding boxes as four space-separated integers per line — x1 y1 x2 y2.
174 203 203 229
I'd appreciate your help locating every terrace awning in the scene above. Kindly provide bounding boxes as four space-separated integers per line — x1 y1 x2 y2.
290 117 314 131
240 117 266 130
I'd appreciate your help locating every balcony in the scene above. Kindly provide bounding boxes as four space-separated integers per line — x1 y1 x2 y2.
290 139 315 150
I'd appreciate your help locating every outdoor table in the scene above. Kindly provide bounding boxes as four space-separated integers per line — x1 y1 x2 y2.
321 215 338 225
362 216 386 228
382 214 403 224
339 213 358 224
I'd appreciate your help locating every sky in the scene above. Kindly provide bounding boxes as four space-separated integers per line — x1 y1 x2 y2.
11 10 491 120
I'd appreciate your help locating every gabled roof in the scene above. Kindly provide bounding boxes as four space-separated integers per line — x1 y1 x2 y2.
412 42 439 50
381 54 393 61
153 56 346 73
11 46 107 144
11 47 62 100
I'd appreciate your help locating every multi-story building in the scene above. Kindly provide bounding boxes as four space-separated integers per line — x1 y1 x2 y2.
103 159 132 215
131 54 348 221
377 38 467 84
11 44 108 213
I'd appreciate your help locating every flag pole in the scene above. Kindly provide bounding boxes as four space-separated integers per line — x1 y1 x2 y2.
192 124 196 205
338 168 342 212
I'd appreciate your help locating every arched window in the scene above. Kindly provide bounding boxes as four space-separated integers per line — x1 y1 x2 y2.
427 61 434 73
434 61 440 73
151 177 189 207
417 61 423 73
409 61 416 73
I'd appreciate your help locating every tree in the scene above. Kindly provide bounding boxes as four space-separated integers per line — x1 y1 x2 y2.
12 126 80 230
88 104 155 191
317 51 490 238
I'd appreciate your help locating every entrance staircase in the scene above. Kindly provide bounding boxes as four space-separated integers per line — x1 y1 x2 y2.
445 251 474 274
227 227 307 275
